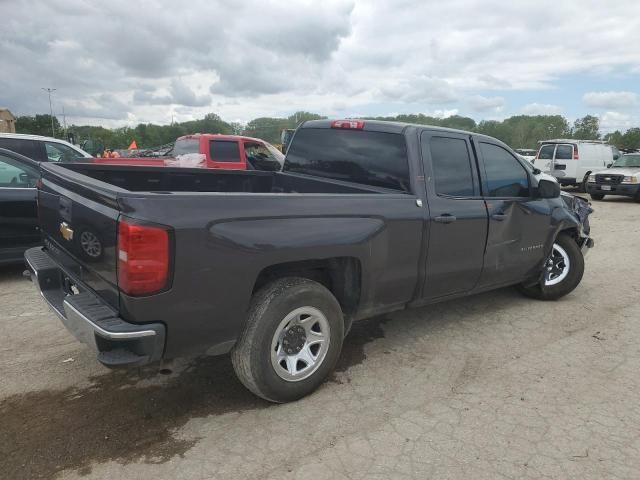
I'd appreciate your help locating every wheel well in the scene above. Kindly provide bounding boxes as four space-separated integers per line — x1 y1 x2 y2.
253 257 361 316
559 227 579 241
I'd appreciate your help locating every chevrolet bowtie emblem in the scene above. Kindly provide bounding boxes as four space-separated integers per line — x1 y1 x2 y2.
59 222 74 241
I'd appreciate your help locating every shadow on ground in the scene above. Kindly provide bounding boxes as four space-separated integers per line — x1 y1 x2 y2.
0 314 389 479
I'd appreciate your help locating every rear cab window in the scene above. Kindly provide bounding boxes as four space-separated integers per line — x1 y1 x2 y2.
172 138 200 156
284 128 411 192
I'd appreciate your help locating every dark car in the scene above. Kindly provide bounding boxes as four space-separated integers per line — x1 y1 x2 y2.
0 148 40 265
26 120 593 402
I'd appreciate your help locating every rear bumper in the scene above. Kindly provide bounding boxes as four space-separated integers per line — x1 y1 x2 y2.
586 182 640 197
24 247 165 367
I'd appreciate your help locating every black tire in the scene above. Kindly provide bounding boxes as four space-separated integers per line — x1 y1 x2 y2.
590 193 605 201
231 277 344 403
579 173 590 193
518 233 585 301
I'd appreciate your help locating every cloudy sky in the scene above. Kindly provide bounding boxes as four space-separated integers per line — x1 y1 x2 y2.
1 0 639 131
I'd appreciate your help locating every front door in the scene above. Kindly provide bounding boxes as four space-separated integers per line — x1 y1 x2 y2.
475 141 552 287
420 132 488 299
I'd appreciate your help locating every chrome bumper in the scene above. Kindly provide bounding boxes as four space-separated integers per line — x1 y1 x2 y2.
24 247 165 367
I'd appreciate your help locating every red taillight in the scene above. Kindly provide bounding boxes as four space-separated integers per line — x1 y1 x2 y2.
331 120 364 129
117 218 170 296
573 145 579 160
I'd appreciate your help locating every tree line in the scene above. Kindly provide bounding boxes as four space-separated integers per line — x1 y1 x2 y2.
14 111 640 152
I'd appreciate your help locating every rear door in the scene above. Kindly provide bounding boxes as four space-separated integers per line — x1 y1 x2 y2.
208 139 245 170
420 131 488 299
0 151 40 259
553 143 576 182
476 141 552 287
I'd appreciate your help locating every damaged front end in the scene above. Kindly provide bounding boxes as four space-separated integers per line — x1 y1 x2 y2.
560 191 594 252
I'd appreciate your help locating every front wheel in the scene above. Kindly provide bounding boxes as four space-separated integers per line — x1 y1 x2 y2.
231 277 344 403
518 233 585 300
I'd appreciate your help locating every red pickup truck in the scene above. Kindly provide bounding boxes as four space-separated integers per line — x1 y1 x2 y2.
95 134 285 171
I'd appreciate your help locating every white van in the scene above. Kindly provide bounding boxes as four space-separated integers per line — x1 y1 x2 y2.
533 140 621 190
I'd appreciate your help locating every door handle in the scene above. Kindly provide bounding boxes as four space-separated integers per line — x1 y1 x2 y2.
491 213 507 221
434 215 457 224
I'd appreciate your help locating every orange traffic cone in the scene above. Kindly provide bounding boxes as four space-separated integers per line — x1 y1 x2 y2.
128 140 138 150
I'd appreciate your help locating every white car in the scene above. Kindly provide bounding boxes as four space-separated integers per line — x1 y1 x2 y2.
585 153 640 202
534 139 621 191
0 133 92 163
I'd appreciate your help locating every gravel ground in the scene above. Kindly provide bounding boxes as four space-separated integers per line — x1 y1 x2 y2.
1 195 639 480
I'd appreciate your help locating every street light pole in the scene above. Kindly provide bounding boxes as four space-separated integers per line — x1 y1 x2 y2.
42 87 57 136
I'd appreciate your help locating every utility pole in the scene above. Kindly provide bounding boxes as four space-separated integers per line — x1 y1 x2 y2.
42 87 57 136
61 105 67 136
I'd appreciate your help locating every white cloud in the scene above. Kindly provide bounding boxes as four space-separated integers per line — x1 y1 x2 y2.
521 103 563 115
599 111 636 132
468 95 505 112
583 91 639 110
2 0 640 125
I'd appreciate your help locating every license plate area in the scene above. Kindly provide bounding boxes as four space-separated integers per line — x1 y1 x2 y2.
601 185 612 191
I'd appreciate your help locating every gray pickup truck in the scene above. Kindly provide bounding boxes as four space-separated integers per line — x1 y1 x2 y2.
25 120 593 402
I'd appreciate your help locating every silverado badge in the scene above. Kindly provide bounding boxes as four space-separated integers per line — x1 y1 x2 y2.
59 222 74 241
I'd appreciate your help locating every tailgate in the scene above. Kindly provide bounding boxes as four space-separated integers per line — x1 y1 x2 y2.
38 164 122 309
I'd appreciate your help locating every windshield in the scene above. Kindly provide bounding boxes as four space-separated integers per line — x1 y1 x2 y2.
172 138 200 155
611 154 640 168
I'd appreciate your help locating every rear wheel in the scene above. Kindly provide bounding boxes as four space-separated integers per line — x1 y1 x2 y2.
518 233 584 300
231 277 344 403
590 193 605 201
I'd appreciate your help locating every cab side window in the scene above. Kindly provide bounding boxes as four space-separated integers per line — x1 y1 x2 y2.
480 143 530 197
428 137 475 197
244 143 280 171
44 142 85 162
209 140 241 163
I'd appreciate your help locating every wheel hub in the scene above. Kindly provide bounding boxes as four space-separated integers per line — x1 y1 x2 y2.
544 243 570 286
270 306 331 382
282 325 306 355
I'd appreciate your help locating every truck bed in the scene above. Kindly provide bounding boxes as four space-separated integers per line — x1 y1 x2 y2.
59 163 388 195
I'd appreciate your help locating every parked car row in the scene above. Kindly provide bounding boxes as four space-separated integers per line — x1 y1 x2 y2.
533 139 621 191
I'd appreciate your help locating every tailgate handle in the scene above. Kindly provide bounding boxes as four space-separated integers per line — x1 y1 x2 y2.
434 214 457 224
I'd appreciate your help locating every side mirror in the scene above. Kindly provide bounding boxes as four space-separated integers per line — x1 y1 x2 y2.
607 163 612 168
613 153 620 160
537 179 561 199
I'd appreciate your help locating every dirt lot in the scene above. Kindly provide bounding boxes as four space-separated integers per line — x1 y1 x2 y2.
1 195 639 480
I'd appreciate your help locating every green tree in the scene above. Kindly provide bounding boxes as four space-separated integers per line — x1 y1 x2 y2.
15 114 62 137
572 115 600 140
620 128 640 150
